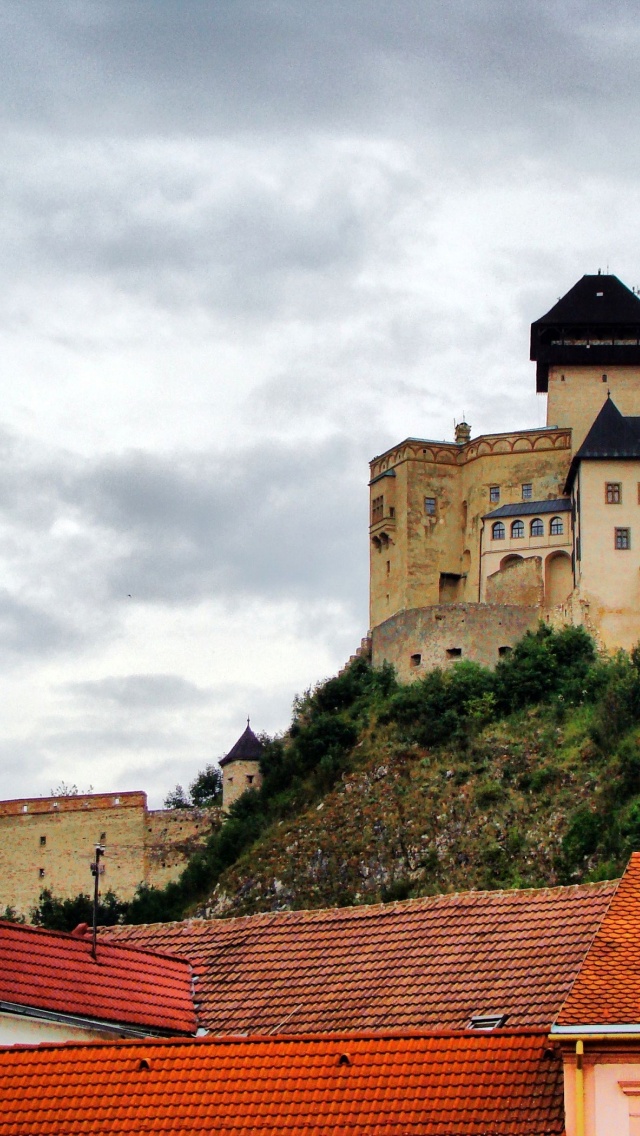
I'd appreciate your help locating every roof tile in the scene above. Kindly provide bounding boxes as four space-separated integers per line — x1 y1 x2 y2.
557 851 640 1025
0 1029 564 1135
0 921 196 1034
102 880 616 1033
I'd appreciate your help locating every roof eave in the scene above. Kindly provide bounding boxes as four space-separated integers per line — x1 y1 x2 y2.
0 999 196 1038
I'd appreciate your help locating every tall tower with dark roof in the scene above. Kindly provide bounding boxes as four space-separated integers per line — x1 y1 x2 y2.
219 722 263 812
530 273 640 448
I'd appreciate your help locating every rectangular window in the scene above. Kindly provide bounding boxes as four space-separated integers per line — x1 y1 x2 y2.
372 495 384 523
615 527 631 549
39 835 46 847
489 486 500 504
38 868 45 878
424 496 436 516
521 483 532 501
606 482 622 504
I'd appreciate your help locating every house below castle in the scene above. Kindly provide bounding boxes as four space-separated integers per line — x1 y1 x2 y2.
369 273 640 679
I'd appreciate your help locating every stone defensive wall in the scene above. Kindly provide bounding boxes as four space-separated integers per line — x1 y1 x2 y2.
0 790 221 919
371 603 539 682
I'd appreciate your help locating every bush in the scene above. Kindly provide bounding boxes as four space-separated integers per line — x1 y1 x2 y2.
32 889 128 932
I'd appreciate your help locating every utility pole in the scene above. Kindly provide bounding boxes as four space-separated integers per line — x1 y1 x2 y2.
90 843 105 961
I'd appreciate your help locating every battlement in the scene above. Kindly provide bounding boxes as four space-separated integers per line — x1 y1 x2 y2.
0 791 147 817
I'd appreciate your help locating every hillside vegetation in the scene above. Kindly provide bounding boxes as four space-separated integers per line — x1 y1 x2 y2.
115 623 640 924
34 624 640 928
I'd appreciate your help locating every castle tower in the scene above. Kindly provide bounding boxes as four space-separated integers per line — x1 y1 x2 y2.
219 722 263 812
531 273 640 449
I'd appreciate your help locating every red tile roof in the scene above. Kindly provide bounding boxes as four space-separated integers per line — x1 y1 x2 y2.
102 879 616 1034
0 920 196 1034
557 851 640 1026
0 1028 564 1135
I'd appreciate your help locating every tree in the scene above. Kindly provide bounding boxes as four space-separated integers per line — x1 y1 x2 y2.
31 888 128 932
163 784 190 809
163 766 223 809
189 764 223 807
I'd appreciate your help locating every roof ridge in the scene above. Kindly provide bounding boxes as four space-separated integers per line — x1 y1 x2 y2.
1 919 192 967
0 1024 553 1056
102 877 620 934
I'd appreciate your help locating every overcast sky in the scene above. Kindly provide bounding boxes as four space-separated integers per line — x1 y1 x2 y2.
1 0 640 808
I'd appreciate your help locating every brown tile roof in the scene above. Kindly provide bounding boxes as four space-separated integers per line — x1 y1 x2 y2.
557 852 640 1027
0 919 197 1035
0 1028 565 1135
102 880 616 1034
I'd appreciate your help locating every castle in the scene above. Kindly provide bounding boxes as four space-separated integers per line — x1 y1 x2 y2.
369 273 640 679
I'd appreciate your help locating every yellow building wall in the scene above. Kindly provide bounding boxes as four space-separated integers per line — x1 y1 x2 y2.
369 429 571 631
0 791 221 919
221 760 262 812
547 364 640 449
575 460 640 652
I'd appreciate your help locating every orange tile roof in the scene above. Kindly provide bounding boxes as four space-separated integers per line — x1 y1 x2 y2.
103 879 616 1034
557 852 640 1026
0 1028 564 1134
0 920 196 1034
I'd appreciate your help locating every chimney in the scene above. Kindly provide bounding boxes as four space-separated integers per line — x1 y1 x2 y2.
455 420 471 445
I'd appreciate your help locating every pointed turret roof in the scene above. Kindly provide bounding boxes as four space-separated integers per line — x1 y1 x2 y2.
530 274 640 391
219 722 263 768
564 396 640 491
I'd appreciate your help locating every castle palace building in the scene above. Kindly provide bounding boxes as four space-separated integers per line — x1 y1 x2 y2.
369 273 640 680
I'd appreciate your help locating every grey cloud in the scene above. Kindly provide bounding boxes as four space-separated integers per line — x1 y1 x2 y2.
2 1 640 175
65 673 214 709
70 435 368 613
0 588 79 661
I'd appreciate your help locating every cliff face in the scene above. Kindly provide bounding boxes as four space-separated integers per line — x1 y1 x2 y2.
203 709 607 917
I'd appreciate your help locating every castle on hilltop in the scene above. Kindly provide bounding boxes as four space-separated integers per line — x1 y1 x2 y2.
369 273 640 680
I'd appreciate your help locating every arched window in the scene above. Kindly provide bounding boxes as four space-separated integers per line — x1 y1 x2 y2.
511 520 524 539
492 521 505 540
550 517 564 536
530 518 544 537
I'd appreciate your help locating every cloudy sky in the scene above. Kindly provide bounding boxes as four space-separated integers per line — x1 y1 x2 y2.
1 0 639 806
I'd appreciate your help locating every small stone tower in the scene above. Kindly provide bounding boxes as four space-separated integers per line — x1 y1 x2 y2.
219 721 263 812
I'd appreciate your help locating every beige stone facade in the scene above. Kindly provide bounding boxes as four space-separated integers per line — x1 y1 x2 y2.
221 760 262 812
369 274 640 674
0 791 221 919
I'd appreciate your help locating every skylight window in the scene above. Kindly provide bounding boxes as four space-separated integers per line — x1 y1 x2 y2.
469 1014 509 1030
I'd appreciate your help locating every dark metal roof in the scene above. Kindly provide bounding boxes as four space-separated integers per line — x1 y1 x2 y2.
564 397 640 492
219 723 263 768
530 275 640 391
533 274 640 328
484 498 571 520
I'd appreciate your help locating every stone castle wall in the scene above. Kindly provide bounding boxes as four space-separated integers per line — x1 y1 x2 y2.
0 791 221 919
371 603 539 682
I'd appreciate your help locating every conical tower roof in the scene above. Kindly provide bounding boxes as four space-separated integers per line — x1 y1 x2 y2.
219 722 263 768
564 395 640 490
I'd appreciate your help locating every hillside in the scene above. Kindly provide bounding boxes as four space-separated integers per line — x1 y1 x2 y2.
113 624 640 925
